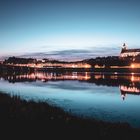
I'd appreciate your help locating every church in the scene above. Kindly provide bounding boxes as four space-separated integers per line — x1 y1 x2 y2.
120 43 140 58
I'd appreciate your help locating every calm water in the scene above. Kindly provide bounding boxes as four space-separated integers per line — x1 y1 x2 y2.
0 72 140 128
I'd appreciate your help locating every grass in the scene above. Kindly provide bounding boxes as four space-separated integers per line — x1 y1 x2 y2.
0 92 140 139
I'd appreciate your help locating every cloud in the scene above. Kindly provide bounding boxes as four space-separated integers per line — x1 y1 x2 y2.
18 46 120 61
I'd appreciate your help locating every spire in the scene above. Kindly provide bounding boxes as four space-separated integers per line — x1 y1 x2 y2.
123 43 126 47
122 43 127 49
122 94 125 100
120 43 127 54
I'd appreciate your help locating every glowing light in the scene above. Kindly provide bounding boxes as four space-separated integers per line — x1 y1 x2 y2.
131 64 135 68
72 64 76 68
131 76 134 81
84 64 91 68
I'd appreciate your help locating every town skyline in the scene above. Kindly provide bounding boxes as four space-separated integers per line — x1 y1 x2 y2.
1 0 140 58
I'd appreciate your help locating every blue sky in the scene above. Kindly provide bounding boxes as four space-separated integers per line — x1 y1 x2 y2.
0 0 140 58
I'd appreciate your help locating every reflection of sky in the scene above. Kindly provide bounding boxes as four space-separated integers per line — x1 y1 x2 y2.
0 0 140 57
0 79 140 128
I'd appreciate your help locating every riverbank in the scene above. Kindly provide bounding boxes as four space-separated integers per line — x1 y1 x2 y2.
0 92 140 139
1 63 140 73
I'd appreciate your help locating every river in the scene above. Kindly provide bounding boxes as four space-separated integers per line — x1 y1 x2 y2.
0 71 140 128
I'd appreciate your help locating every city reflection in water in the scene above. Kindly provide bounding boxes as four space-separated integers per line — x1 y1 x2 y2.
0 72 91 82
0 72 140 100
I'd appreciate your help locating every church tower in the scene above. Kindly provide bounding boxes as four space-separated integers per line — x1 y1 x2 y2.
121 43 127 53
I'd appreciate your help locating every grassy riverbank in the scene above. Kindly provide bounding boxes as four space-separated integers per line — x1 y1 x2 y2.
0 92 140 139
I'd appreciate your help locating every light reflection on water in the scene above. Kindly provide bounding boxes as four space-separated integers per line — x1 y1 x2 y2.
0 71 140 128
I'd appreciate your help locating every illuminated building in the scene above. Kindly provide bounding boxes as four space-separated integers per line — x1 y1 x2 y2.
120 85 140 100
120 43 140 58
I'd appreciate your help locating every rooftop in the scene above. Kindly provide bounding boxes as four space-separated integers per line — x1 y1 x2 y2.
121 43 140 54
121 49 140 53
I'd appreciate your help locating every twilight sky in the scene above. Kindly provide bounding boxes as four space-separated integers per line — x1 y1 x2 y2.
0 0 140 59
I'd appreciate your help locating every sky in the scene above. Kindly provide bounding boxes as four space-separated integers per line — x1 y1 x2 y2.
0 0 140 59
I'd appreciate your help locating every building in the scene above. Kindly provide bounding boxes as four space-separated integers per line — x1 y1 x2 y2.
120 85 140 100
120 43 140 58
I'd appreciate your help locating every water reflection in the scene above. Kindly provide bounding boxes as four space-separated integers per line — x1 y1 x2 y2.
88 73 140 100
0 72 90 82
0 71 140 100
1 71 140 128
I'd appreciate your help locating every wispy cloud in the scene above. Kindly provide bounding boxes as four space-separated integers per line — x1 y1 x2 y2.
18 46 120 61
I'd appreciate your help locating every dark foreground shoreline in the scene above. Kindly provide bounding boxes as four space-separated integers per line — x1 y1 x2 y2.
0 92 140 139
